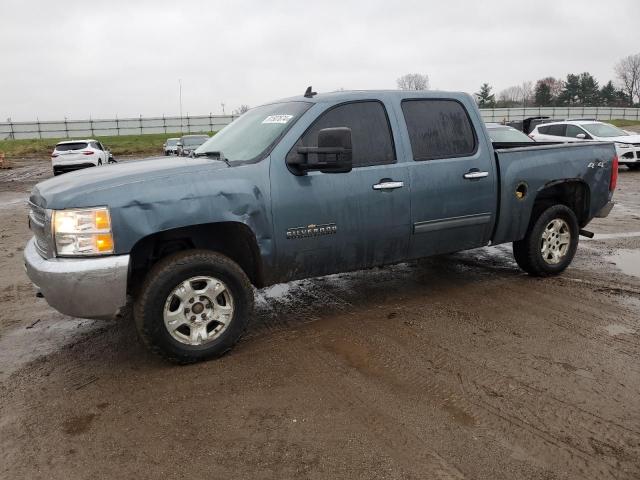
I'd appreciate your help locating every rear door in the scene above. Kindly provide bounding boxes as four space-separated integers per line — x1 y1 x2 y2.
398 98 497 257
535 124 568 141
93 141 107 163
270 100 411 280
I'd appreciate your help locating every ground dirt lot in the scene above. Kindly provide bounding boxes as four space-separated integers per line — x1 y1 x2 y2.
1 158 639 480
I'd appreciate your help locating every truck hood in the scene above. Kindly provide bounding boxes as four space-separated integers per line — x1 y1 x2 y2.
30 156 229 209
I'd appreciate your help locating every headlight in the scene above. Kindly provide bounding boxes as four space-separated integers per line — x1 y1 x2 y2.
53 207 114 256
615 142 631 149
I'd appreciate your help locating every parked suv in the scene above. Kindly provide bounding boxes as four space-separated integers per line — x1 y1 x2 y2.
51 139 113 175
530 120 640 170
177 134 209 157
163 138 180 156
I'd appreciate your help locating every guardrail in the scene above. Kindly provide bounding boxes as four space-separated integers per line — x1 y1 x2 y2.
1 107 639 140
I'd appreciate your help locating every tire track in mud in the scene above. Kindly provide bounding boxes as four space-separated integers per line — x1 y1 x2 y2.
279 328 468 479
247 272 640 479
330 314 637 479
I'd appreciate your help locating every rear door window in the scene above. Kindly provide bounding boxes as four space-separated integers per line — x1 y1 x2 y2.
55 142 88 151
401 99 477 161
548 124 567 137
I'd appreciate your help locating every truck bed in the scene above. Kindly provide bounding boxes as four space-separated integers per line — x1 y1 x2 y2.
491 142 616 245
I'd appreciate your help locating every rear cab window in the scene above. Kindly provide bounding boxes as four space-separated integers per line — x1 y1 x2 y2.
400 99 477 160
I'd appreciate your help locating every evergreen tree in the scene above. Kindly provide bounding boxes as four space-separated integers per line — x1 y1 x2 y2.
600 81 617 106
534 81 553 106
577 72 600 106
475 83 496 107
558 74 581 106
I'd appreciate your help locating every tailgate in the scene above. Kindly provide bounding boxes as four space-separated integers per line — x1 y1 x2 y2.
491 142 616 245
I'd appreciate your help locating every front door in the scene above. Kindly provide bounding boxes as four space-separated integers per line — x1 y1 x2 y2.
398 98 497 258
270 100 411 281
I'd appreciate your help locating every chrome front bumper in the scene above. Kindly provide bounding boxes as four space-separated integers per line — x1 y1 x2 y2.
24 237 130 320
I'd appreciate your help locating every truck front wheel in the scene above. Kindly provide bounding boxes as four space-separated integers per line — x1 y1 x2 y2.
134 250 254 363
513 204 579 277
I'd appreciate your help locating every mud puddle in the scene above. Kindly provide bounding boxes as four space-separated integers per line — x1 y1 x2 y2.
606 249 640 277
0 315 101 381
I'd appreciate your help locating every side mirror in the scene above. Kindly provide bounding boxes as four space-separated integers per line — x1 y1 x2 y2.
288 127 353 175
576 133 586 139
176 142 183 147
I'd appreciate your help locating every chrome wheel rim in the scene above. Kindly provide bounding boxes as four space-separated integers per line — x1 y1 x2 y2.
163 276 234 346
541 218 571 265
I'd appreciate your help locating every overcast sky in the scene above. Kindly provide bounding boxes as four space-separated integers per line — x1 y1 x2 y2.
1 0 638 121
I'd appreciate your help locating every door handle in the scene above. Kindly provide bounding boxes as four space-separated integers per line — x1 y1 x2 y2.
373 181 404 190
463 171 489 180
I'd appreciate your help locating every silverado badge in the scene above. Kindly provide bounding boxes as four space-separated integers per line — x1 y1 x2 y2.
286 223 337 239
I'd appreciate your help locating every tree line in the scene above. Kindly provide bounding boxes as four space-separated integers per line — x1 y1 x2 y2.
474 53 640 109
397 53 640 109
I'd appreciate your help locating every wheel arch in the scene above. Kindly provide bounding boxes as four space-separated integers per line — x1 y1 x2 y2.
128 222 265 295
532 179 591 227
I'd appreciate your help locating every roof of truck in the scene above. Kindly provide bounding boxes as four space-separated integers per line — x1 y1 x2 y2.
274 89 472 104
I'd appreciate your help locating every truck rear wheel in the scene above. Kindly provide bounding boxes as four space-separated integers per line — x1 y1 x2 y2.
513 204 579 277
134 250 254 364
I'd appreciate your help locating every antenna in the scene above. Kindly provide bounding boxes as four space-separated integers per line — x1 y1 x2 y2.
304 86 317 98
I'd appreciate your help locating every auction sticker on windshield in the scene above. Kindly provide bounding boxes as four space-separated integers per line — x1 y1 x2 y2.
262 115 294 124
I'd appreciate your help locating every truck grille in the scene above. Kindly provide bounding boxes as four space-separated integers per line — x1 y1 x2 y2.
28 202 51 258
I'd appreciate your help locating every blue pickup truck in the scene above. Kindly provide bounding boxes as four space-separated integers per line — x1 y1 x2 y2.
25 89 617 363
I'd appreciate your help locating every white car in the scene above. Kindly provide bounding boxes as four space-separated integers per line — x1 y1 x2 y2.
529 120 640 170
163 137 179 156
51 139 113 176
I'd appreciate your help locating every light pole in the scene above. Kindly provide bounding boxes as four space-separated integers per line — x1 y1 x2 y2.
179 79 183 133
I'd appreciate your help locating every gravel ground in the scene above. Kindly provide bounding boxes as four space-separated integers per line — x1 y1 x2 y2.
0 159 639 480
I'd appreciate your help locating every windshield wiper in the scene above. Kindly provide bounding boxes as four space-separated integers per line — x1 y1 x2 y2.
195 151 231 167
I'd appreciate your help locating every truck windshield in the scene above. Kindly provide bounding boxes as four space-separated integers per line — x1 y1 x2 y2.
196 101 312 162
581 123 628 138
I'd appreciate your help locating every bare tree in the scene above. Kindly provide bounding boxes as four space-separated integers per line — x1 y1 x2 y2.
397 73 430 90
232 104 250 115
538 76 563 98
498 86 522 105
615 53 640 105
519 81 534 107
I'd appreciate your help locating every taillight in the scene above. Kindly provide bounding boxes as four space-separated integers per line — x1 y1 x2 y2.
82 150 94 155
610 155 618 192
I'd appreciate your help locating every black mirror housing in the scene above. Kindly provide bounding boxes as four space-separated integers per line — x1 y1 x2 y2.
288 127 353 175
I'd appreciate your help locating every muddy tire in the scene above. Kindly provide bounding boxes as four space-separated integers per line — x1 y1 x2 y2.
134 250 254 364
627 164 640 171
513 204 579 277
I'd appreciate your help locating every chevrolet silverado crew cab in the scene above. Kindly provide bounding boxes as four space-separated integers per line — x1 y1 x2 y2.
25 89 617 363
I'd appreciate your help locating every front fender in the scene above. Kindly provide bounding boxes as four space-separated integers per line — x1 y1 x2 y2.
107 160 273 265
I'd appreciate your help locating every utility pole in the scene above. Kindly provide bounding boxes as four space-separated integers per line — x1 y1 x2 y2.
179 79 183 133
